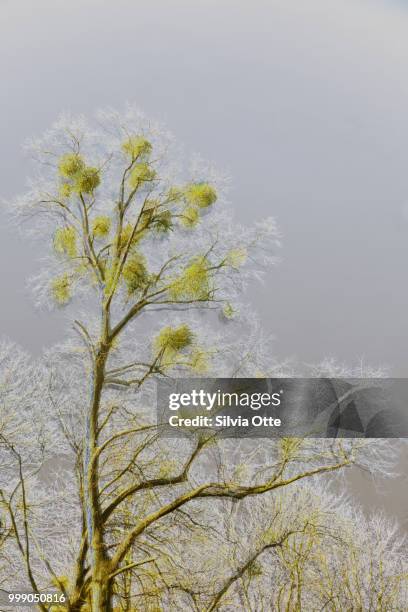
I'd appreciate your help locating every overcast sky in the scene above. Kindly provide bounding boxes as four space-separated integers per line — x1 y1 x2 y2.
1 0 408 376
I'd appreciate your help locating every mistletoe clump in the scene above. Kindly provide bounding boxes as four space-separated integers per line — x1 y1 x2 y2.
154 210 173 233
74 166 100 194
167 185 185 203
58 153 100 195
181 205 199 228
154 324 194 355
118 224 136 251
122 252 149 294
185 182 217 208
122 135 152 160
117 222 148 252
92 216 111 238
58 153 85 178
138 200 173 235
153 325 210 372
54 226 77 258
129 162 156 189
59 183 73 200
179 183 217 230
169 256 211 301
51 274 71 305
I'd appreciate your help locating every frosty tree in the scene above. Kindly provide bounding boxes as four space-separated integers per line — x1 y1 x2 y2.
1 107 406 611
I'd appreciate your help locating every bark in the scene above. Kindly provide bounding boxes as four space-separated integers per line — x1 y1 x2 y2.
83 307 113 610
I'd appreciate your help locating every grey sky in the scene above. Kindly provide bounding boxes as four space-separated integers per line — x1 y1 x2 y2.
1 0 408 377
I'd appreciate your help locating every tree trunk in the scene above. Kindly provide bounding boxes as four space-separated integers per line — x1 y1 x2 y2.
90 567 113 611
83 336 111 611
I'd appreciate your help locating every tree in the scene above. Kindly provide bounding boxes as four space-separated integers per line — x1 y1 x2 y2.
194 484 408 611
1 106 404 611
0 341 73 610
